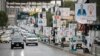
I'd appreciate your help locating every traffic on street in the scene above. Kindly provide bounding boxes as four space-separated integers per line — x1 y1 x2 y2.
0 42 75 56
0 26 76 56
0 0 100 56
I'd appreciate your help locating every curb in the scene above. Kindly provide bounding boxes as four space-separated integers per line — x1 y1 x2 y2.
41 42 92 56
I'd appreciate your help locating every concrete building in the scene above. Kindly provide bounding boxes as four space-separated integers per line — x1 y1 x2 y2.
6 0 57 25
0 0 6 11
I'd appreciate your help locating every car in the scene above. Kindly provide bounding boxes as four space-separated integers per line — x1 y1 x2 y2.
0 33 11 43
94 37 100 45
5 30 13 34
8 25 14 29
41 35 48 42
21 32 31 41
11 36 24 49
21 32 29 37
0 30 3 35
25 34 38 46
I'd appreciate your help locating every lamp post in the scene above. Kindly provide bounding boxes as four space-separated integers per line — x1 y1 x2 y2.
61 0 63 7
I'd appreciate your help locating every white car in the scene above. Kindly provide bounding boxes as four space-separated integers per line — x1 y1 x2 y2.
5 30 12 34
0 30 4 35
1 33 11 43
25 35 38 46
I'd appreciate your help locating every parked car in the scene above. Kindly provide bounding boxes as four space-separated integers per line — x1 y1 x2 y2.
0 33 11 43
21 32 31 41
40 35 48 42
11 37 24 49
5 29 13 34
0 30 4 35
25 34 38 46
94 37 100 45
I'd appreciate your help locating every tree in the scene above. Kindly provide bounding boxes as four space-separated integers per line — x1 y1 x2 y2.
31 12 38 18
46 11 53 27
0 11 8 29
63 1 75 10
6 0 51 3
97 1 100 22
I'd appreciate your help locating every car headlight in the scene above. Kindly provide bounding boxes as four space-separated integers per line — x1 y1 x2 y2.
11 42 14 44
21 42 24 44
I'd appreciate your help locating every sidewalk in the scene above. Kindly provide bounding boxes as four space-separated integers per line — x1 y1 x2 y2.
41 41 93 56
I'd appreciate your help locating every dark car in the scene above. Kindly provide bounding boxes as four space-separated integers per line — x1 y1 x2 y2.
11 37 24 49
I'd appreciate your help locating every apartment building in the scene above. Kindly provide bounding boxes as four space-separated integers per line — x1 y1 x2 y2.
0 0 6 11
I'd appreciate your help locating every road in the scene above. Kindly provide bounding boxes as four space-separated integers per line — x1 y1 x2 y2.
0 42 76 56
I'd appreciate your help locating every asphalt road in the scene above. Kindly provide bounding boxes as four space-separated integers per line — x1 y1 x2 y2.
0 42 76 56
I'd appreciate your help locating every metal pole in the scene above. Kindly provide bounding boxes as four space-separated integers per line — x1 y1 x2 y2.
61 0 63 7
55 0 57 6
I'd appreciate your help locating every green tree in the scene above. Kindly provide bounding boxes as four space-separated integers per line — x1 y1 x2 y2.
46 11 53 27
0 11 8 29
63 1 75 10
97 1 100 22
32 12 38 18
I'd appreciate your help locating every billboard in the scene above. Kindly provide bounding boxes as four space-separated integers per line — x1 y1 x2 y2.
43 27 51 36
38 18 47 26
68 23 77 37
60 20 66 28
42 12 46 19
75 3 96 23
52 16 61 27
29 16 35 24
59 8 70 19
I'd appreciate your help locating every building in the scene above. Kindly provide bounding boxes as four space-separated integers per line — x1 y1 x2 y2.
64 0 76 1
6 0 54 25
0 0 6 11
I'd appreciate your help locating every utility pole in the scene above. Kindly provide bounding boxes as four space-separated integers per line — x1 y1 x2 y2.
55 0 57 6
61 0 63 7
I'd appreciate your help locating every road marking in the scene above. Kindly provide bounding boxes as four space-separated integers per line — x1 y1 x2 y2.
11 50 14 56
11 50 24 56
21 50 24 56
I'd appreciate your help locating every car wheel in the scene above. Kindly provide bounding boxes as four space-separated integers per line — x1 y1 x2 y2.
11 46 13 49
26 43 28 46
22 45 24 49
1 41 3 43
7 41 9 43
36 43 38 46
5 41 7 43
0 41 1 43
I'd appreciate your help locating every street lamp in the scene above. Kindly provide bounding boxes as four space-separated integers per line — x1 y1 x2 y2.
61 0 63 7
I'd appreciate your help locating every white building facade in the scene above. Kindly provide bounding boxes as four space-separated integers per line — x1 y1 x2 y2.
0 0 6 11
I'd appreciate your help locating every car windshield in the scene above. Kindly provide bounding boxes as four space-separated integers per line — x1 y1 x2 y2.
28 35 36 38
12 38 23 42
